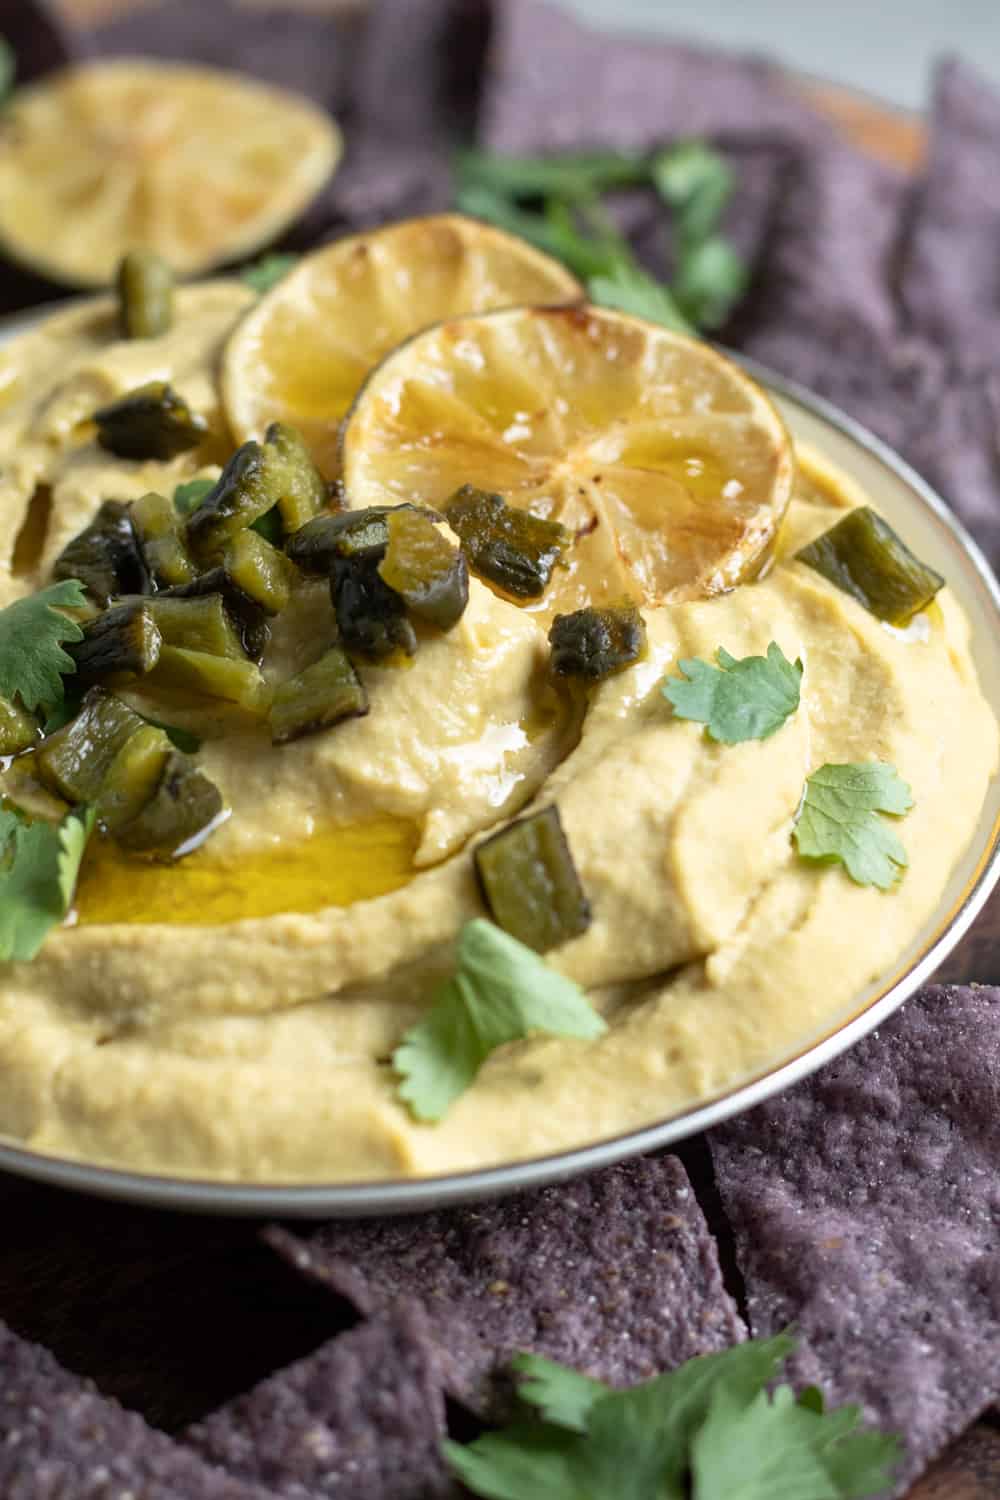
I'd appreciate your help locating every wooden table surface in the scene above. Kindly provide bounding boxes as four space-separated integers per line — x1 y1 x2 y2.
0 3 995 1496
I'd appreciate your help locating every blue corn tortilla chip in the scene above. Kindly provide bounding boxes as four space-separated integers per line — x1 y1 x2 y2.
184 1301 457 1500
0 1320 273 1500
266 1154 745 1419
709 984 1000 1499
899 58 1000 371
481 0 833 154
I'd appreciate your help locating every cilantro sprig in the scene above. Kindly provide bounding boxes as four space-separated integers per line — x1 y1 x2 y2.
794 762 914 889
455 141 747 333
0 804 95 962
393 919 606 1122
0 580 86 714
663 642 803 744
241 252 299 294
445 1334 899 1500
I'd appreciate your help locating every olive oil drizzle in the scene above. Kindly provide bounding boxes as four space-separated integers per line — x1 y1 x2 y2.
74 815 421 926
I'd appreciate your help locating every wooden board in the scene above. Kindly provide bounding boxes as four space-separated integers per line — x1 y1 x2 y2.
2 7 991 1498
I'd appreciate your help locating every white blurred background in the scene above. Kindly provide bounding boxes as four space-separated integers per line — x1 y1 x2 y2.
564 0 1000 109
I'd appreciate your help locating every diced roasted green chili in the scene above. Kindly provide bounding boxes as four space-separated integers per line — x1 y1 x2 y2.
131 491 196 587
160 568 271 662
0 695 38 756
116 250 174 340
138 594 248 660
67 601 162 687
378 509 469 629
474 804 591 953
286 505 439 573
96 723 172 832
444 485 570 600
224 528 296 615
150 646 270 712
35 688 144 803
548 604 647 680
269 647 369 744
796 506 945 626
262 422 328 533
115 751 224 860
331 558 417 661
93 382 207 461
185 442 273 560
52 500 151 605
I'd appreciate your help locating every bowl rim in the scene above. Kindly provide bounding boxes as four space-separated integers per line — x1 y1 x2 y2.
0 347 997 1217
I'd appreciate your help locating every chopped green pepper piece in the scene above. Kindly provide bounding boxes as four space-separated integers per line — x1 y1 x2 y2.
115 750 224 860
67 601 162 687
150 646 270 713
262 422 328 533
116 250 174 340
796 506 945 625
0 695 39 756
35 688 144 803
474 804 591 953
52 500 151 605
160 569 271 662
185 442 273 560
224 528 296 615
93 382 207 461
331 559 417 661
548 604 647 680
286 505 439 573
269 647 369 744
131 491 196 587
138 594 247 660
378 509 469 630
96 723 172 832
444 485 570 600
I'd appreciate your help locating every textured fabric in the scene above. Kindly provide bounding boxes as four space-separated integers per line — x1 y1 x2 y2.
710 985 1000 1499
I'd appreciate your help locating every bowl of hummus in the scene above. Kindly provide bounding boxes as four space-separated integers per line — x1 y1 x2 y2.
0 242 996 1215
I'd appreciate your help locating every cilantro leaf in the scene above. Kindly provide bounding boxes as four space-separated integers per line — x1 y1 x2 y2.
672 235 748 332
652 141 734 241
0 580 86 713
691 1383 900 1500
587 267 693 334
793 761 914 889
456 147 649 203
512 1354 606 1433
0 804 94 962
663 641 803 744
456 182 625 280
173 477 216 515
393 918 607 1122
241 253 299 294
446 1334 899 1500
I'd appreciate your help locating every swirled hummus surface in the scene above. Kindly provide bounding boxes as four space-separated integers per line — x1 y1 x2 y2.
0 289 995 1182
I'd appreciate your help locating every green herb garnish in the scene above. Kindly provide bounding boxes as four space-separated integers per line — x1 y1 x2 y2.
0 804 95 962
663 642 802 744
241 253 299 294
455 140 746 333
393 918 606 1122
793 762 914 889
445 1334 899 1500
173 478 216 516
0 580 86 713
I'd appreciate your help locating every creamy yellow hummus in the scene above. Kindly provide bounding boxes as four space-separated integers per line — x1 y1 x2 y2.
0 287 996 1182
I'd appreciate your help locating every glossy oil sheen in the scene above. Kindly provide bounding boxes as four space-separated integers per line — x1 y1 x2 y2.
74 815 421 926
